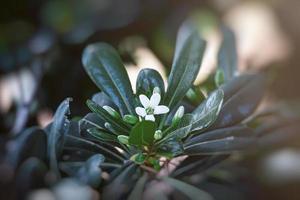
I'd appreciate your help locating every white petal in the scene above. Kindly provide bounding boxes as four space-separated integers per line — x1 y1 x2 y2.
154 105 169 115
145 115 155 121
135 107 146 117
150 93 161 107
139 95 150 108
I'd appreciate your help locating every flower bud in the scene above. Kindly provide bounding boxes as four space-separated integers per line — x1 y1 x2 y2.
154 130 163 140
123 114 138 124
215 69 225 87
117 135 129 145
103 105 120 119
172 106 184 125
153 87 161 94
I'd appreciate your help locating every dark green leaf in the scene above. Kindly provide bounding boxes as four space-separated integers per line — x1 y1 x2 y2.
129 121 157 147
128 174 148 200
191 89 224 131
172 155 228 178
218 26 237 81
87 127 117 142
164 23 206 110
15 158 48 198
47 98 71 178
136 68 165 97
76 154 105 187
86 99 130 134
92 92 117 109
162 177 213 200
211 74 265 129
65 135 125 162
158 138 183 157
6 127 47 168
82 43 135 115
159 114 193 144
79 113 104 131
184 136 255 155
186 125 253 145
102 163 140 200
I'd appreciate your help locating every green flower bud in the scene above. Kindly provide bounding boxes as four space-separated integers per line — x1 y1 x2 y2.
172 106 184 125
130 153 145 164
153 87 161 94
154 130 163 140
103 105 120 119
215 69 225 87
123 114 138 124
117 135 129 145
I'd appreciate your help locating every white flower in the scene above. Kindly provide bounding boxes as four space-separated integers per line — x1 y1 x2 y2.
135 92 169 121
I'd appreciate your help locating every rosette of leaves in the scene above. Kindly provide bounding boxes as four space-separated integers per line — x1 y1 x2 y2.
42 23 266 199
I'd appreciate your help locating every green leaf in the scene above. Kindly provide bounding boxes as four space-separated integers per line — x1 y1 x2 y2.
6 127 47 169
191 89 224 131
65 135 125 162
76 154 105 188
218 25 237 81
157 138 184 157
158 114 193 144
186 125 253 145
86 99 130 134
82 43 135 115
47 98 71 178
136 68 165 97
87 128 117 142
103 163 140 200
128 174 148 200
211 74 265 129
184 136 255 155
164 23 206 110
15 158 48 197
162 177 213 200
129 121 157 147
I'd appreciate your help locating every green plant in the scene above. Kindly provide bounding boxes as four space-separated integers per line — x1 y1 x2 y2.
1 23 269 200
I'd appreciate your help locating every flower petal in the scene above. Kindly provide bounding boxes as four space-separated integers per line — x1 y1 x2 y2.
154 105 169 115
139 95 150 108
145 115 155 121
135 107 146 117
150 93 161 107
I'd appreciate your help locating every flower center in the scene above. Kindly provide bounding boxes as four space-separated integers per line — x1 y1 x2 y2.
146 107 154 114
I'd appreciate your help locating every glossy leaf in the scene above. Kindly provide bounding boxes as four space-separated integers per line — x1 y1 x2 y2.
136 68 165 97
15 158 48 198
186 125 253 145
65 135 125 162
184 136 256 155
86 99 130 133
128 174 148 200
211 74 265 129
82 43 135 115
217 26 237 81
159 114 193 144
164 24 206 110
76 154 105 187
129 121 156 147
87 127 117 142
191 89 224 131
47 98 71 178
102 163 140 200
6 127 47 168
162 177 213 200
158 138 184 157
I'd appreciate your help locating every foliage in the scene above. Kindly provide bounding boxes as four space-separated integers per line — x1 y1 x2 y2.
1 22 275 200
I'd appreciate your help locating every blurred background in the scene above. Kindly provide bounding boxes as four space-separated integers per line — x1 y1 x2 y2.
1 0 300 199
